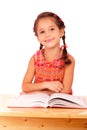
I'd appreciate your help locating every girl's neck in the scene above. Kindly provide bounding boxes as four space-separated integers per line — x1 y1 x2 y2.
44 47 61 62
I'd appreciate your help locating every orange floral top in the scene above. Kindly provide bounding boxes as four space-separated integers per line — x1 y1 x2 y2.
34 49 65 83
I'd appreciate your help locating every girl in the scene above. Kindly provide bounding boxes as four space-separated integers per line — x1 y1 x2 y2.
22 11 75 95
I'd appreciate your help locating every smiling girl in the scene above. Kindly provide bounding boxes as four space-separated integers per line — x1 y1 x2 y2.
22 11 75 95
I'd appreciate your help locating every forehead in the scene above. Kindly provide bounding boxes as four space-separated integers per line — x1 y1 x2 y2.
37 17 57 29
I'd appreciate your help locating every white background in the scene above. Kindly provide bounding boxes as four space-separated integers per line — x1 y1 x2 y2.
0 0 87 95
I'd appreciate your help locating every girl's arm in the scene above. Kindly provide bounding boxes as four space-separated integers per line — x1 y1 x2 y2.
22 56 47 93
61 54 75 94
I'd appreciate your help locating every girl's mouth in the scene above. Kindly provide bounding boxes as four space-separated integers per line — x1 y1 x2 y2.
45 38 54 43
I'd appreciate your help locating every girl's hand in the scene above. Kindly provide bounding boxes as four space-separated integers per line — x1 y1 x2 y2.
43 81 63 93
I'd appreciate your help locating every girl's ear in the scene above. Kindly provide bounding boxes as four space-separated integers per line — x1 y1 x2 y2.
60 29 64 38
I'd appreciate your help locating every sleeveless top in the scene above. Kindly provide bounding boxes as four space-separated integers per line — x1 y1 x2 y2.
34 49 65 83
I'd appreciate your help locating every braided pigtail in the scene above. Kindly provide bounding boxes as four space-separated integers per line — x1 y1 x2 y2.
39 44 43 50
62 33 71 64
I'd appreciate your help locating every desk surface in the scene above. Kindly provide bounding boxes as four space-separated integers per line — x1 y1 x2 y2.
0 94 87 119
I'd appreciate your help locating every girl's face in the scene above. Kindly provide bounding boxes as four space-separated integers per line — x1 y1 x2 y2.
36 17 64 49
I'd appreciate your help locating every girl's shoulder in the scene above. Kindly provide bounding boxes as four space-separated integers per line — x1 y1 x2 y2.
34 49 43 55
34 49 44 60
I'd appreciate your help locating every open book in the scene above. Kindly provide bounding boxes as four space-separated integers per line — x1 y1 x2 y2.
7 91 87 108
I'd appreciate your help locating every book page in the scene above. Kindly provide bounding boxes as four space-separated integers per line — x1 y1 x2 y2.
7 91 49 108
48 93 87 108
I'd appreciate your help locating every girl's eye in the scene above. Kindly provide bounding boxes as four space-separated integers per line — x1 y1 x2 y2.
50 28 55 31
40 30 45 34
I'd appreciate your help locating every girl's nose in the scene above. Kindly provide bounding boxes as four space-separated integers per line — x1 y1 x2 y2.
45 30 50 36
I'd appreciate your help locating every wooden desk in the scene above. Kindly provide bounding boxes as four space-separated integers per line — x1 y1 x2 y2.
0 94 87 130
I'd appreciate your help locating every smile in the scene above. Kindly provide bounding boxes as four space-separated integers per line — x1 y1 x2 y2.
45 38 54 43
